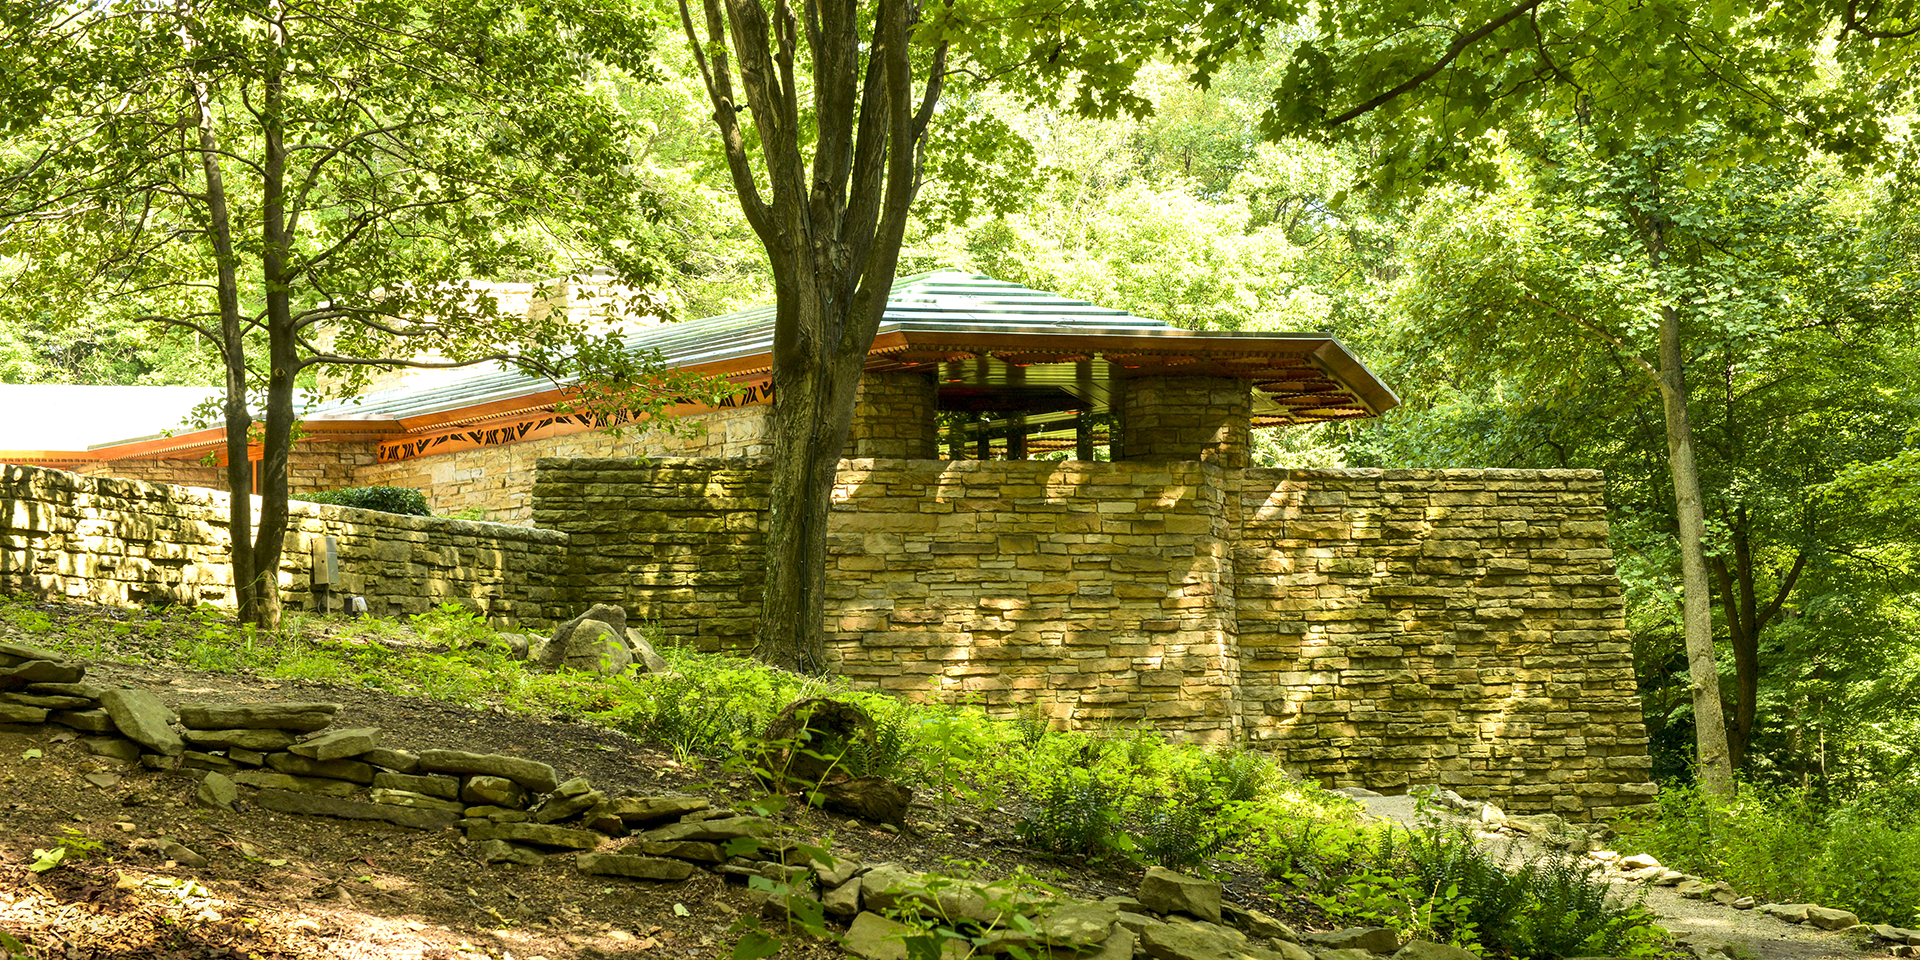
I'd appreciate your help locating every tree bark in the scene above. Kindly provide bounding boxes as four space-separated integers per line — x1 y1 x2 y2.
1648 221 1736 797
250 0 293 631
184 10 261 625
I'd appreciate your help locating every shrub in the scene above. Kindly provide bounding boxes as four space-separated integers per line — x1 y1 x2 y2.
1015 768 1131 860
296 485 431 516
1616 781 1920 926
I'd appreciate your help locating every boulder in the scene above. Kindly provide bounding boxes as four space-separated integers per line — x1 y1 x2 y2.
845 912 916 960
1139 866 1223 923
175 701 339 731
632 840 724 862
417 749 559 793
99 688 182 757
1804 906 1860 931
595 795 709 826
823 877 863 919
540 604 629 670
625 628 671 674
288 726 381 761
0 703 48 724
1759 903 1813 923
575 852 695 881
371 788 466 813
642 815 776 844
51 709 115 733
556 620 632 676
815 776 912 825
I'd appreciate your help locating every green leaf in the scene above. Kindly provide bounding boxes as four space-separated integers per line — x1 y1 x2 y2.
20 749 40 760
28 847 64 873
732 930 783 960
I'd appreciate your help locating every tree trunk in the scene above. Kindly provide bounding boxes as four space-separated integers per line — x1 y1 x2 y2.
1656 297 1736 797
249 3 292 631
186 35 260 624
756 286 867 673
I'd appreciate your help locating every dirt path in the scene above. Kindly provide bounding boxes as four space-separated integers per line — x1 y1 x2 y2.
1356 795 1861 960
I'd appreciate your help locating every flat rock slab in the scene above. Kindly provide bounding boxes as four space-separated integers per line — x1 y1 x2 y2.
252 788 457 830
1139 866 1222 923
417 750 558 793
2 660 85 687
0 641 66 663
467 821 601 850
1303 927 1400 953
0 703 48 724
197 773 238 810
176 702 339 732
0 692 92 709
1140 921 1299 960
232 769 359 797
372 772 459 800
268 752 374 784
535 789 604 824
602 795 710 825
82 737 142 762
461 776 530 808
642 815 775 844
51 709 115 733
27 681 105 699
371 788 466 813
185 728 297 751
289 727 380 761
99 688 182 757
362 748 419 773
632 840 724 862
575 852 694 881
474 839 542 865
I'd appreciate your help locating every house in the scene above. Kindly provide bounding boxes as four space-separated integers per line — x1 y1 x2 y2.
1 271 1398 523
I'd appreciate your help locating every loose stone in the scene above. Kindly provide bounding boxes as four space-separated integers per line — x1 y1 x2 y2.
99 688 183 757
175 702 339 732
417 750 559 793
288 726 381 761
185 728 297 751
575 852 694 881
267 752 375 784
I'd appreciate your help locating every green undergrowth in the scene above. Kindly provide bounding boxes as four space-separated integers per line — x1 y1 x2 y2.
1615 782 1920 926
4 595 1671 957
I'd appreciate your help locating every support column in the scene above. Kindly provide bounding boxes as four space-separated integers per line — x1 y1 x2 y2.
1119 376 1252 467
844 371 938 460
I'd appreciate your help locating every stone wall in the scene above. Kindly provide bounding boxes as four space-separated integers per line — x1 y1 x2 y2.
530 457 1653 820
357 405 771 524
1 464 564 623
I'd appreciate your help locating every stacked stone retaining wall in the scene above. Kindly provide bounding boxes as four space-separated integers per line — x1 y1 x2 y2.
532 457 1654 820
1 464 563 623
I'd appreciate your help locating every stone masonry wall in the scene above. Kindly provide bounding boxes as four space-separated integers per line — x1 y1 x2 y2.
530 457 1653 820
1 464 564 623
1234 468 1654 821
356 405 771 524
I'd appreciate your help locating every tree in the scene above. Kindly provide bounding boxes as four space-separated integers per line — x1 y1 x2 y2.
1356 124 1919 789
1 0 699 627
674 0 1180 671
